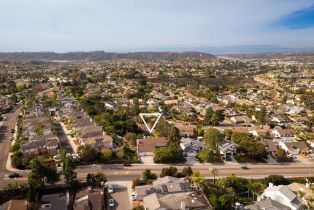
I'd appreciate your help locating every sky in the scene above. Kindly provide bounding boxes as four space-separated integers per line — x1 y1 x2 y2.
1 0 314 53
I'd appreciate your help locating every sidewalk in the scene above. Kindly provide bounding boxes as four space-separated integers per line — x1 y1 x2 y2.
6 124 30 173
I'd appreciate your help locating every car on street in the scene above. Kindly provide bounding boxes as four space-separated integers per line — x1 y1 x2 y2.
109 198 114 207
123 162 131 166
7 173 20 178
108 185 114 193
241 166 249 170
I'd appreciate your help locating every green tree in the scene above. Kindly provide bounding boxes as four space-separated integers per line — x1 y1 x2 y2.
211 168 219 184
77 145 97 163
131 206 145 210
182 166 193 177
263 175 289 186
198 149 221 163
124 132 138 146
28 158 59 190
256 107 267 127
203 107 214 125
160 167 178 177
154 146 185 163
100 149 112 162
218 175 249 194
142 169 157 181
86 172 107 187
210 113 220 126
116 150 125 159
191 171 205 186
275 148 289 162
131 98 140 116
167 126 180 145
63 156 80 188
203 128 222 153
10 143 20 153
223 129 233 140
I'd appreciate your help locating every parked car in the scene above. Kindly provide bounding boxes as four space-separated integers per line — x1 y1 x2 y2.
241 166 249 170
8 173 20 178
109 199 114 207
108 185 113 193
131 192 137 201
11 129 15 133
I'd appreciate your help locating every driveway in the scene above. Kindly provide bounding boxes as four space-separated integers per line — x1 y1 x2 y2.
140 156 154 164
106 181 132 210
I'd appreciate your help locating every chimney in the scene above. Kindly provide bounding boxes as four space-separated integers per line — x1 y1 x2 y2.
269 182 274 187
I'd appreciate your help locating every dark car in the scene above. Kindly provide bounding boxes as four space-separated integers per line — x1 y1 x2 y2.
11 129 15 133
241 166 249 170
123 163 131 166
8 173 20 178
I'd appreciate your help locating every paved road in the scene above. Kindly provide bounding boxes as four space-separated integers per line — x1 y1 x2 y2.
0 108 20 177
2 163 314 188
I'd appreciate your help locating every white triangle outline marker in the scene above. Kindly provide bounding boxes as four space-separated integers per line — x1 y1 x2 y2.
139 113 162 134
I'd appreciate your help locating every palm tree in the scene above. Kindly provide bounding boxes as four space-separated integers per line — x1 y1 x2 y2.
211 168 219 184
248 180 263 200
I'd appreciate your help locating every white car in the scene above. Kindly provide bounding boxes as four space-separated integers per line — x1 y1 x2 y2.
131 192 137 201
109 199 114 207
108 185 113 193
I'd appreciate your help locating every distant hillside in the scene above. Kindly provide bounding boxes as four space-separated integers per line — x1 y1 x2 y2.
224 52 314 61
0 51 215 61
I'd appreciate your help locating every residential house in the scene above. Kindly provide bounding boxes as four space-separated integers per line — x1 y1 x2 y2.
164 99 178 105
219 141 237 159
290 116 309 124
143 192 209 210
174 122 196 137
258 183 302 210
230 116 251 126
73 187 104 210
73 118 95 129
79 126 104 139
271 115 287 124
260 140 278 155
287 106 304 115
39 192 69 210
245 198 291 210
288 182 314 207
81 135 113 150
180 138 204 157
249 128 270 138
278 141 312 155
134 176 192 200
20 138 59 157
137 137 168 157
272 129 295 138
